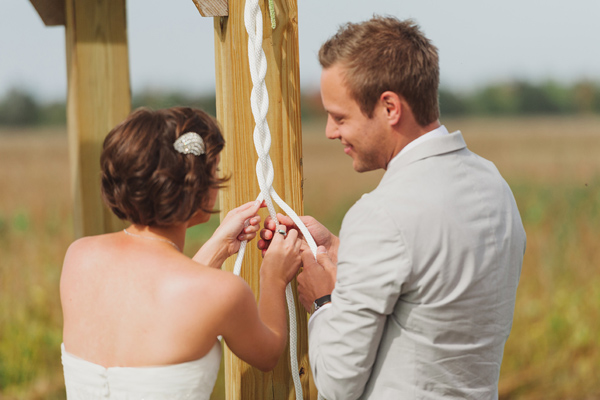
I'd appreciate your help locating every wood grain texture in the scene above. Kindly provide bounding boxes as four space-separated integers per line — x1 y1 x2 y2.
192 0 229 17
212 0 311 398
29 0 65 26
65 0 131 238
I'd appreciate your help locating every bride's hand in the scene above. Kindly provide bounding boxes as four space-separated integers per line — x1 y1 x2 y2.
193 201 264 268
260 225 303 286
215 200 265 256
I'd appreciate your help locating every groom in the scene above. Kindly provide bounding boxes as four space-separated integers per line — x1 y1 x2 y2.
260 16 526 399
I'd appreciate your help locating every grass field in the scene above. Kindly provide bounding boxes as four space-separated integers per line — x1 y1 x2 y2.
1 116 599 399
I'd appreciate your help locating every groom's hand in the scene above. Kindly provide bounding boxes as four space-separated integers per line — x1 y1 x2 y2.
297 246 336 313
258 213 339 263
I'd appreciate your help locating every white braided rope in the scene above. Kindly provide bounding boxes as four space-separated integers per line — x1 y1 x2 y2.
231 1 319 399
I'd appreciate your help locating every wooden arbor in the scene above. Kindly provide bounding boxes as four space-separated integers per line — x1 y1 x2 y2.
31 0 311 398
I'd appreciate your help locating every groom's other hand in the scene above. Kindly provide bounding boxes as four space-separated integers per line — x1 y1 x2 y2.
297 246 336 312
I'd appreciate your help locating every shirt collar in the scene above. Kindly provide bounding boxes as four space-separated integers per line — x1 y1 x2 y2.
387 125 449 169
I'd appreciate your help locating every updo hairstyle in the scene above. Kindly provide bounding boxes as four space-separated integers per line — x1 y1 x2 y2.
101 107 228 227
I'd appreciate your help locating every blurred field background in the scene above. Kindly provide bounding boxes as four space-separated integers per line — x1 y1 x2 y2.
1 114 600 399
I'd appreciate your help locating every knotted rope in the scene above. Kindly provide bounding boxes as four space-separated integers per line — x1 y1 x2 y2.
231 1 318 399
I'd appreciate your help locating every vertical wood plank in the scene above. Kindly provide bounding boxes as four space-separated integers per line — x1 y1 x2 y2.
212 0 311 398
65 0 131 238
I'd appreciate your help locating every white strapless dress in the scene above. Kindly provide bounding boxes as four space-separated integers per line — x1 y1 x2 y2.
61 342 221 400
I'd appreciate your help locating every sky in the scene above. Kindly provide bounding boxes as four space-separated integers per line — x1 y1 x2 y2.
1 0 599 102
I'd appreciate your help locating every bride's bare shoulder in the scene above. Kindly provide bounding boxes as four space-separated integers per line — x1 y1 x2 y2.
62 233 120 267
63 235 104 264
166 261 253 313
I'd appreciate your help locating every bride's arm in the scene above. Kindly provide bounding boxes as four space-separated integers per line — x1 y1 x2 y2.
218 226 302 371
192 201 263 268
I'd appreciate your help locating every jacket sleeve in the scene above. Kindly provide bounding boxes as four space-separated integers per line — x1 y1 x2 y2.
308 196 411 400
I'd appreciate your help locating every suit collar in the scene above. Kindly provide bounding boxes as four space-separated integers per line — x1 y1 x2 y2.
382 130 466 177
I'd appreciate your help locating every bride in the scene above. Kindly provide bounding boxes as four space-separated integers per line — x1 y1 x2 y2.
60 107 303 399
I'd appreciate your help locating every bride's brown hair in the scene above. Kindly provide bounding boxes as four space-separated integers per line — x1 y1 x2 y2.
100 107 228 227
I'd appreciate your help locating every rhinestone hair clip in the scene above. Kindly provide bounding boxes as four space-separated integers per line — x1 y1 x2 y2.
173 132 205 156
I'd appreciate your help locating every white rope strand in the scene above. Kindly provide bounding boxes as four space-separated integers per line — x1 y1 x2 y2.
230 1 321 399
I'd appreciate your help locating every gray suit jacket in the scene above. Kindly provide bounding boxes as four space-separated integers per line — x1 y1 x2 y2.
309 131 526 399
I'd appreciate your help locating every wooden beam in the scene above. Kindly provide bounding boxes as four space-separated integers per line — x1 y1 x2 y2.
65 0 131 238
209 0 311 398
192 0 228 17
29 0 65 26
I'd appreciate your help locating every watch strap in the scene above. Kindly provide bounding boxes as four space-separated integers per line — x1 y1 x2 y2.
313 294 332 312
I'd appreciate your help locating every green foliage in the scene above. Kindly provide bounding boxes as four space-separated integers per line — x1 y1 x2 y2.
0 206 68 396
12 210 30 232
438 89 469 116
2 80 600 127
185 213 221 248
300 92 327 120
132 90 217 117
0 88 41 126
38 102 67 126
442 80 600 117
0 88 218 128
0 88 66 127
499 179 600 397
471 84 521 115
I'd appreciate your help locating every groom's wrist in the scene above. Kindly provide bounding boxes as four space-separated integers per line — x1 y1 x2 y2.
312 294 331 313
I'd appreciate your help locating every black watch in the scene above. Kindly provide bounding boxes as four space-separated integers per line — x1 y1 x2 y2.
313 294 332 313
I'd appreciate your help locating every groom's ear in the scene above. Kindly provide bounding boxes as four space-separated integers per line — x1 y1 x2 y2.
378 91 402 126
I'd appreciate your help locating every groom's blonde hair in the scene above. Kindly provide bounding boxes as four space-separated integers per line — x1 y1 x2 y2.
319 16 440 127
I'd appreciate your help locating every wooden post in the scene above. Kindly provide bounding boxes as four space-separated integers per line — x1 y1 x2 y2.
65 0 131 238
196 0 311 398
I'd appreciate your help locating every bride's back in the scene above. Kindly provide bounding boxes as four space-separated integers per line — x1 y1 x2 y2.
59 107 232 369
61 231 230 368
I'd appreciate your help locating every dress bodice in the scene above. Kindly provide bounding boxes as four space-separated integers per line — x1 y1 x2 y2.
61 342 221 400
